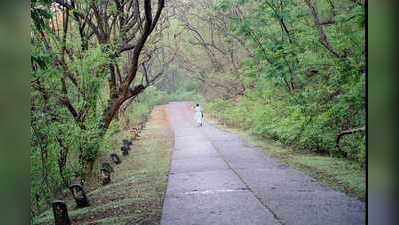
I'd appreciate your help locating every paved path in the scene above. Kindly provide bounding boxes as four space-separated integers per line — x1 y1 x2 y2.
161 102 365 225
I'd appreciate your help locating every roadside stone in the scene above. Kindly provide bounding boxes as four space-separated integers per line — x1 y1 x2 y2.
69 184 90 208
110 153 121 164
52 200 71 225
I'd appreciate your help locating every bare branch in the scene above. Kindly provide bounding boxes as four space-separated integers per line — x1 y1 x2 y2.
336 126 365 151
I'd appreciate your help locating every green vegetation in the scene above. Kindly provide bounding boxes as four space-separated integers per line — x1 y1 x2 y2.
191 0 366 164
30 0 365 221
31 84 168 216
31 0 171 216
33 105 173 225
176 0 366 200
161 0 365 163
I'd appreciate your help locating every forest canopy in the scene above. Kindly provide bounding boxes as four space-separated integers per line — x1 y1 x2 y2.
31 0 174 214
169 0 365 161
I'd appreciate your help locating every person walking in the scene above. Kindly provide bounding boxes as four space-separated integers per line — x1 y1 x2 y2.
194 103 203 127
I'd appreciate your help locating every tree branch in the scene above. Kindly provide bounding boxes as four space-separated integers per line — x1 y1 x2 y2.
336 126 365 151
304 0 346 58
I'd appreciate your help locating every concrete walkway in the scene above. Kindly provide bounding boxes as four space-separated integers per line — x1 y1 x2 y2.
161 102 365 225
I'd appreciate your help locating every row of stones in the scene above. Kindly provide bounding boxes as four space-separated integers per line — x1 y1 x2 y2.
52 138 135 225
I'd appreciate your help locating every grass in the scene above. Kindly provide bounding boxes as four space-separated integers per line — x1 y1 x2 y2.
33 105 173 225
206 114 365 201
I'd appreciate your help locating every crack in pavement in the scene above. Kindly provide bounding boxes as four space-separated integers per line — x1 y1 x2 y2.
203 129 286 225
161 102 365 225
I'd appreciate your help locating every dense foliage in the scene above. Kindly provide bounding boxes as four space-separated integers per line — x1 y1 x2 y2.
212 0 365 162
172 0 365 162
31 83 171 215
31 0 171 215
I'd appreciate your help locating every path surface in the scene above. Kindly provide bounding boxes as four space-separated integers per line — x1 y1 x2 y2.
161 102 365 225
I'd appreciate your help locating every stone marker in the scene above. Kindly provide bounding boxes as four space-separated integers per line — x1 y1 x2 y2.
69 184 90 208
121 145 129 155
52 200 71 225
123 143 131 149
110 153 121 164
122 139 133 147
100 168 111 185
130 127 141 139
101 162 114 173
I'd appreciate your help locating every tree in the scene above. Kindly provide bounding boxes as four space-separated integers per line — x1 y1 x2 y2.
31 0 171 213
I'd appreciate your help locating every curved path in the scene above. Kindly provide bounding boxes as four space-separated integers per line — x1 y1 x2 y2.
161 102 365 225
